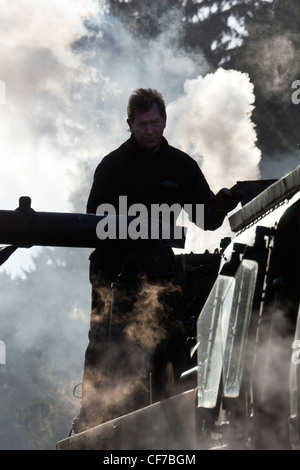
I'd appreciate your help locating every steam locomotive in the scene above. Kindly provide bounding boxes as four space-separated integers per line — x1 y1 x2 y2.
1 165 300 450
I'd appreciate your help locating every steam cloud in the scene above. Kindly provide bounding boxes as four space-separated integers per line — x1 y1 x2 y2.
0 1 262 276
82 279 184 429
0 0 286 450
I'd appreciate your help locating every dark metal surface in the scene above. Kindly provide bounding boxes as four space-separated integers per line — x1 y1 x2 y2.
56 389 197 450
0 197 185 250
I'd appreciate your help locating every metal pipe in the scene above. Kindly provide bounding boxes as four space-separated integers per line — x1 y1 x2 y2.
0 197 184 249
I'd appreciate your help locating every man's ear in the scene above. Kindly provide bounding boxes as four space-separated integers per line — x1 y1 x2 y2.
127 118 133 132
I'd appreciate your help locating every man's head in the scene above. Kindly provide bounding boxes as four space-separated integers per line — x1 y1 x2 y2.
127 88 167 154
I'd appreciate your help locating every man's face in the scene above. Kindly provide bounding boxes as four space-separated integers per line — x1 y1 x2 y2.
127 103 166 154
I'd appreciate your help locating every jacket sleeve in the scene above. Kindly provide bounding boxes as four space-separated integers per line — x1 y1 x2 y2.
86 155 126 214
182 157 243 231
181 157 216 230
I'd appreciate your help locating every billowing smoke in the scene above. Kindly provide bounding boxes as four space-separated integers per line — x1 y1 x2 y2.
245 33 298 105
167 68 261 190
0 0 271 450
0 0 102 209
241 29 300 178
0 2 262 276
166 67 261 251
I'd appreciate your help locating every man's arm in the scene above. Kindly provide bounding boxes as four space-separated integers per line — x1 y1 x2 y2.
181 156 244 231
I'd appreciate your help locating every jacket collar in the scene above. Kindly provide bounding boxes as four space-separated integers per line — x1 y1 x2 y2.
125 134 173 156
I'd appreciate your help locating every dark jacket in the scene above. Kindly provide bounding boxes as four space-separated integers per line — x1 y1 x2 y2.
87 135 215 229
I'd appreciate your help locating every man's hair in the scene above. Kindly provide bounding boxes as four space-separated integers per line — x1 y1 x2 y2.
127 88 166 122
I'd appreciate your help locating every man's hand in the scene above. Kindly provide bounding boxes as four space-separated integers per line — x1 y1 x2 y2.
206 184 245 230
211 185 245 214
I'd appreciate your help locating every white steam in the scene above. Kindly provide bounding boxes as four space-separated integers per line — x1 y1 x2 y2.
0 0 103 211
166 67 261 252
0 2 262 276
0 0 286 451
167 68 261 191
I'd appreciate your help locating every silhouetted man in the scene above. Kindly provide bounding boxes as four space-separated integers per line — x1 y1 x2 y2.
72 88 243 433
